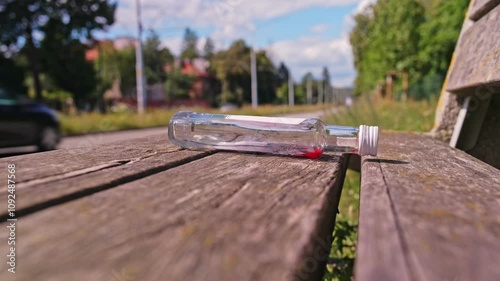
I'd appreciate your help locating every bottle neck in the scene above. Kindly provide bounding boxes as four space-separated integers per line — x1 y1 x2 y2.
323 125 359 153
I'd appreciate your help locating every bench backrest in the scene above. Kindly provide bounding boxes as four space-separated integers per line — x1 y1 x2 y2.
433 0 500 169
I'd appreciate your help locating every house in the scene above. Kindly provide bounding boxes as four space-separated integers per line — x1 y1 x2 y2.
85 38 218 108
163 58 219 108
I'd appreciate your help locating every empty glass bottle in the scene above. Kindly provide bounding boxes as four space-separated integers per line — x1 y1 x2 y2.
168 111 378 159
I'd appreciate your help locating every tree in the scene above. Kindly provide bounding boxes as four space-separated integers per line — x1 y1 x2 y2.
349 10 374 95
165 70 196 100
40 19 97 106
211 40 277 106
276 62 289 88
349 0 425 95
0 0 116 101
143 30 174 84
94 46 136 97
322 66 332 102
203 37 215 60
417 0 469 77
211 40 251 105
255 50 277 104
0 56 26 94
181 28 199 60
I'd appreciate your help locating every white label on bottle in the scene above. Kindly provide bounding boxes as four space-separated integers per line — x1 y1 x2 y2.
225 115 307 125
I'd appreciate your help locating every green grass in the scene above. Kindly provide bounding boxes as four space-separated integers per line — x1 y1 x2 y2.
323 170 360 281
59 104 330 136
323 97 437 281
325 97 437 132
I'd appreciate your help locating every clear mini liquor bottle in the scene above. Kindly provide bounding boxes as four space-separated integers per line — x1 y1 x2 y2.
168 111 379 159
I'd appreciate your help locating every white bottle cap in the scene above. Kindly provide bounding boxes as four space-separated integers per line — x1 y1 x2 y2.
358 125 379 156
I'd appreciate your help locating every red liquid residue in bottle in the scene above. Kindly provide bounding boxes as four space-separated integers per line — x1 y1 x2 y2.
299 148 323 159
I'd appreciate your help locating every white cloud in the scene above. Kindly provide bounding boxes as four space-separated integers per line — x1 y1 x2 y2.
116 0 360 39
270 36 355 87
355 0 377 14
310 24 329 33
161 37 183 55
114 0 368 87
342 0 376 34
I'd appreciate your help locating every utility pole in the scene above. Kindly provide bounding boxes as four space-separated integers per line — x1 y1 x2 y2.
288 73 294 106
250 47 258 108
135 0 145 114
306 76 313 104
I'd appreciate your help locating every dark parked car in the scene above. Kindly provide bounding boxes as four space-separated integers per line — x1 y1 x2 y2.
0 87 61 151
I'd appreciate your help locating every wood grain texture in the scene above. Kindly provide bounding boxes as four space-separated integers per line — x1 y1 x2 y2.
469 0 499 21
357 132 500 281
0 135 213 219
355 159 412 281
0 151 348 281
0 133 170 183
446 4 500 94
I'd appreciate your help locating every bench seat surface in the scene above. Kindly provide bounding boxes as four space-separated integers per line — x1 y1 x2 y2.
357 132 500 281
0 134 348 281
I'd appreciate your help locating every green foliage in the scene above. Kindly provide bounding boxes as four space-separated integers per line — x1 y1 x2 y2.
255 50 277 104
0 56 26 94
323 169 360 281
94 46 136 96
144 30 174 84
417 0 469 78
351 0 425 95
0 0 116 100
350 0 469 99
203 37 215 60
0 0 116 46
276 83 289 104
165 69 196 100
181 28 199 60
325 97 437 132
276 62 289 87
210 40 277 106
41 20 97 105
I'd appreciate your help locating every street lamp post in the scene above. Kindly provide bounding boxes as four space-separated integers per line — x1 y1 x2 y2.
250 47 258 108
135 0 145 114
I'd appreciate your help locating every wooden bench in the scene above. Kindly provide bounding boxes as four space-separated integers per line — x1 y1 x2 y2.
1 132 499 281
1 1 499 280
0 135 351 281
357 1 500 280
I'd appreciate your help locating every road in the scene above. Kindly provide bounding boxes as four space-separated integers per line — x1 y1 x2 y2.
0 108 336 157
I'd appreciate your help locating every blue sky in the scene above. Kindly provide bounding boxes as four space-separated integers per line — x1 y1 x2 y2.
106 0 375 87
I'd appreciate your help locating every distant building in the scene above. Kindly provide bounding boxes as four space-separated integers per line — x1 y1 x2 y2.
85 39 218 108
179 58 217 103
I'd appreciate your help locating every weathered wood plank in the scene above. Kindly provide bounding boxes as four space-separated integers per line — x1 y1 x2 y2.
0 151 348 281
469 0 499 21
0 132 170 183
358 132 500 281
446 4 500 94
0 134 213 219
355 159 412 281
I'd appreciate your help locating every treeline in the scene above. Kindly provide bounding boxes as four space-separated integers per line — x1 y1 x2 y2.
0 0 116 107
350 0 469 99
0 0 337 110
92 27 337 108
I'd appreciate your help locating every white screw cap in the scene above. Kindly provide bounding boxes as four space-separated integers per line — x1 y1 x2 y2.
358 125 379 156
